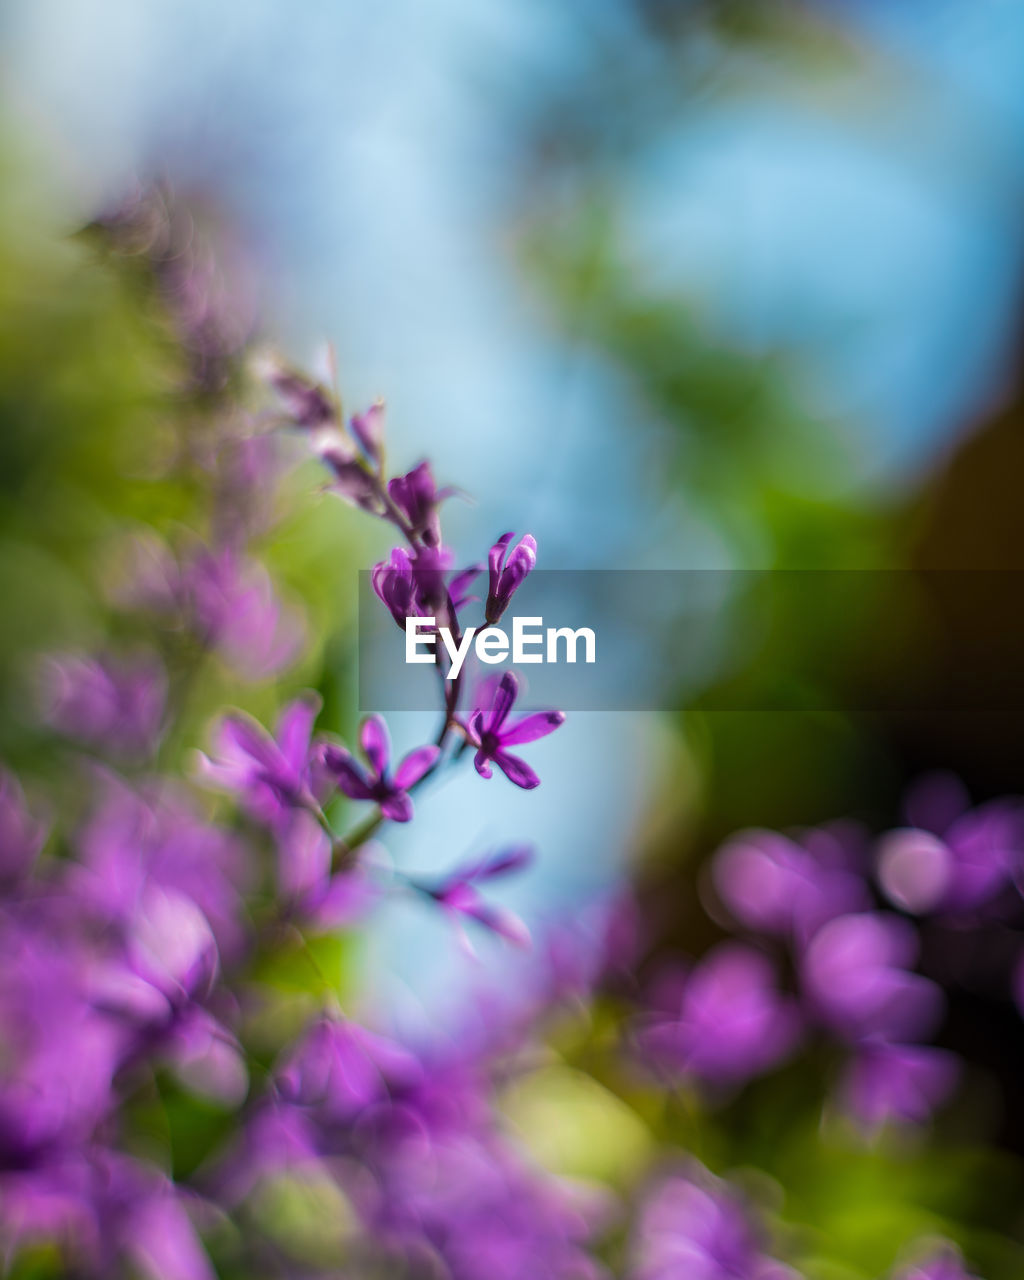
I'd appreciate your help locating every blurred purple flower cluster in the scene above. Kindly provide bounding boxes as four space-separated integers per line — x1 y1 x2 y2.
635 772 1024 1149
1 191 999 1280
628 1162 799 1280
0 192 584 1279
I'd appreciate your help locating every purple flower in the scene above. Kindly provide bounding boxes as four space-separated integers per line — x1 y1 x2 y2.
876 828 956 915
712 826 870 945
630 1164 800 1280
423 846 534 949
351 400 385 462
841 1041 959 1132
539 894 641 1003
195 694 322 827
275 808 379 929
0 916 121 1157
378 1129 608 1280
372 545 480 635
801 913 943 1043
321 445 382 512
877 775 1024 915
186 547 304 681
0 768 47 886
265 363 336 428
88 884 246 1105
72 773 249 962
485 531 537 625
465 672 564 790
388 460 453 548
277 1014 422 1123
109 529 183 615
638 944 800 1089
39 652 167 757
321 715 439 822
0 1152 215 1280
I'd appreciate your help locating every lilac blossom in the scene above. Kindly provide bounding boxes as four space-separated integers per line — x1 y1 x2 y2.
116 535 304 680
371 544 446 627
10 191 576 1280
261 1017 608 1280
371 545 480 636
638 944 800 1089
840 1041 959 1133
0 896 221 1274
629 1163 800 1280
28 190 1018 1279
88 883 247 1106
276 1013 422 1122
195 694 323 828
0 914 121 1157
485 530 537 624
420 845 534 949
388 459 454 547
351 399 385 462
266 363 336 429
465 671 565 789
275 808 379 929
186 546 304 680
321 714 439 822
321 444 382 512
39 651 167 756
71 773 249 962
877 775 1024 915
374 1125 608 1280
801 912 943 1044
0 1151 214 1280
712 825 870 945
540 893 642 1004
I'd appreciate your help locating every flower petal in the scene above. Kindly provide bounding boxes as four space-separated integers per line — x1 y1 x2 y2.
276 693 321 771
359 714 391 778
494 750 540 790
489 671 519 732
321 746 374 800
393 744 440 789
471 844 534 881
500 709 565 746
277 809 330 902
466 709 485 746
350 401 384 460
487 531 514 597
474 749 493 779
380 791 414 823
219 713 281 774
448 564 482 604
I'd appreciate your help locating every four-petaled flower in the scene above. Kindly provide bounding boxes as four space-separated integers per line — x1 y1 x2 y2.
465 672 564 790
321 715 439 822
485 531 537 624
195 694 322 827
